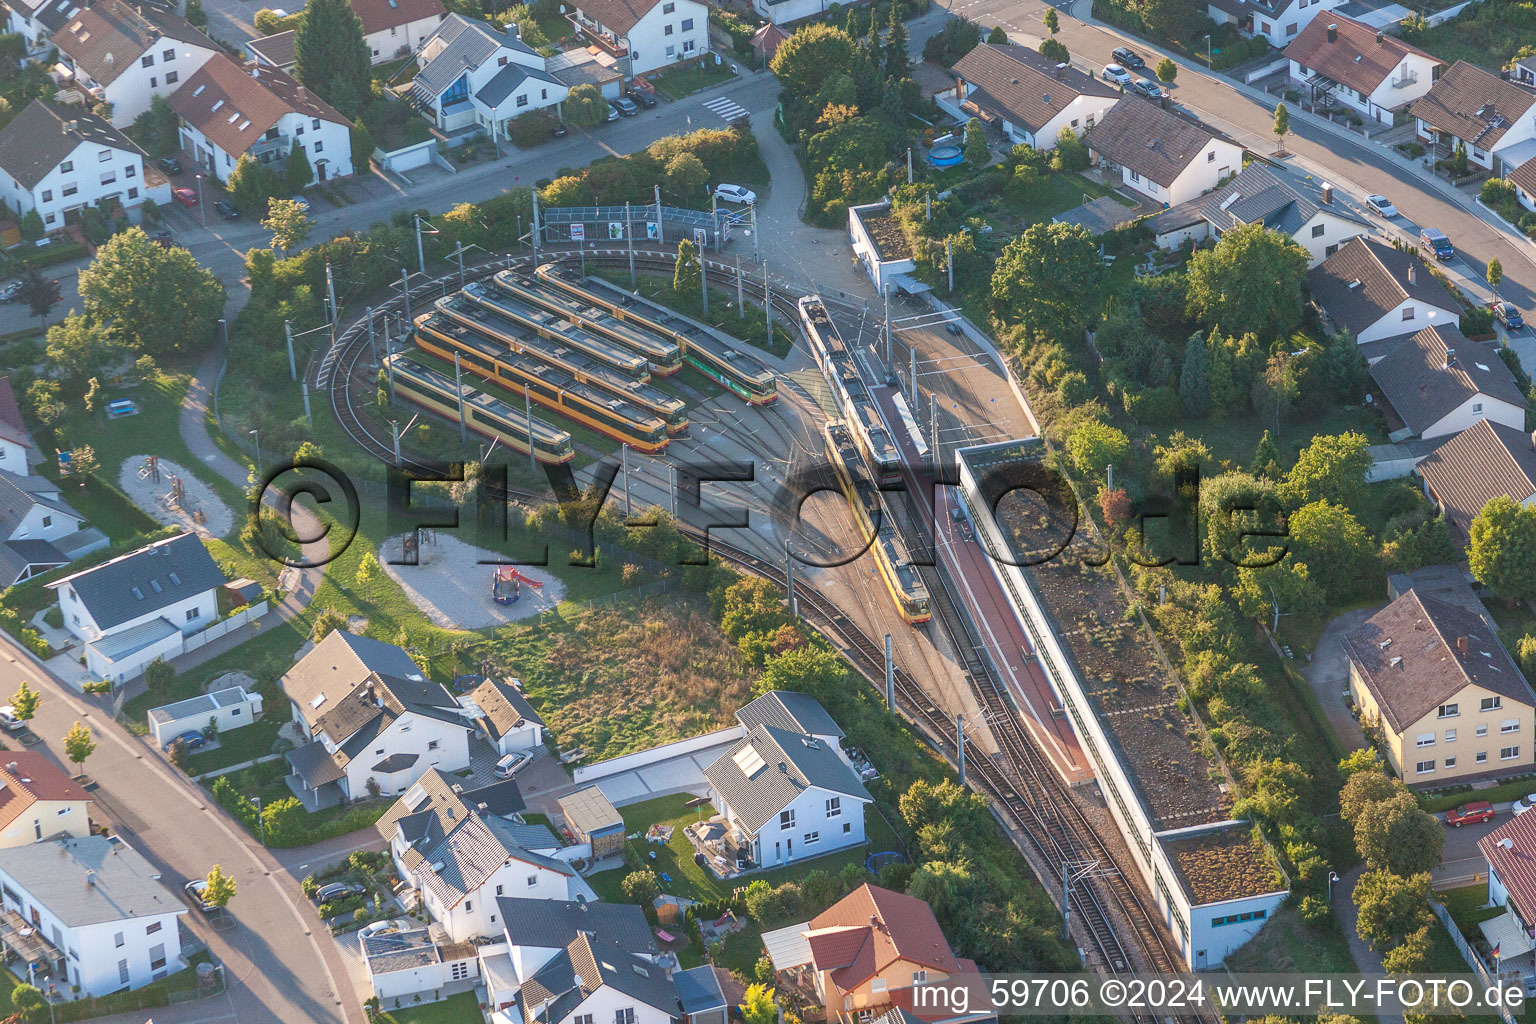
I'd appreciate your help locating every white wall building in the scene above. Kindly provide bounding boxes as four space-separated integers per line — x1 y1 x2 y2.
459 677 544 755
146 685 264 748
1086 98 1242 207
0 837 186 997
0 100 166 231
171 54 354 182
363 928 479 1002
1284 15 1441 126
1412 60 1536 175
351 0 446 64
1206 0 1346 49
941 42 1120 150
0 469 107 587
564 0 710 78
6 0 83 53
51 0 220 127
0 753 93 849
411 15 568 136
1307 236 1462 346
1370 326 1529 442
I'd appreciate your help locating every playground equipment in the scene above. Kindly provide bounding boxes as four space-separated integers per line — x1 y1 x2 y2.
139 454 161 484
401 527 440 565
492 566 543 605
164 474 186 509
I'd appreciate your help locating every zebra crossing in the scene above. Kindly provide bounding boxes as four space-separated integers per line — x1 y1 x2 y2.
702 95 750 123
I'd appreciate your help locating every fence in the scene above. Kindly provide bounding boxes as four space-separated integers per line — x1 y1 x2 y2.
572 725 742 784
1428 899 1518 1024
1425 0 1478 26
181 601 270 655
1244 57 1289 84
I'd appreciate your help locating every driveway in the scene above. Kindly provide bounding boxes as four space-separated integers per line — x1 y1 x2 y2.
1437 809 1510 888
1301 606 1378 754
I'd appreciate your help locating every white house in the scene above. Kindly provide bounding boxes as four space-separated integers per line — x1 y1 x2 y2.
172 55 354 182
1412 61 1536 175
1086 98 1242 207
0 837 185 996
0 379 38 478
941 42 1120 151
0 100 167 233
351 0 446 64
281 631 474 807
47 532 225 683
0 753 93 849
1479 812 1536 987
459 677 544 755
412 15 567 138
146 685 264 748
1206 0 1345 49
51 0 220 127
5 0 82 53
749 0 830 26
1416 419 1536 539
0 470 107 587
1284 15 1441 126
1148 162 1368 265
1307 236 1461 346
847 200 917 295
564 0 709 78
736 690 848 749
703 723 872 870
1369 325 1529 442
363 928 480 1003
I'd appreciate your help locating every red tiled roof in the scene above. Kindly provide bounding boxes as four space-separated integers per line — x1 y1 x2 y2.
806 884 961 988
0 378 35 452
1283 14 1436 96
170 54 348 160
1417 419 1536 536
1481 810 1536 923
349 0 444 36
0 752 93 831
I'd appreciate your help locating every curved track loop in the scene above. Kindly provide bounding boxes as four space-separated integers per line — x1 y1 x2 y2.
321 248 1206 1021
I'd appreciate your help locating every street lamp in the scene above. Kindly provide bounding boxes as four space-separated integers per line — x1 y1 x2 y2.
253 795 264 845
1204 33 1212 66
218 317 228 348
249 429 261 475
195 172 207 226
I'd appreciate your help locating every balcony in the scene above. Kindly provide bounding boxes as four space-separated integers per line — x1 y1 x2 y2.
564 12 628 57
248 134 290 164
1390 68 1419 89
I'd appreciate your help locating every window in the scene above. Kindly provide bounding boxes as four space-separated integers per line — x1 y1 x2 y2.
427 739 438 750
312 117 321 130
1208 150 1215 161
55 808 67 816
146 921 162 935
576 1016 594 1024
40 190 51 202
150 944 166 971
62 184 77 197
1311 223 1325 238
527 875 537 887
826 797 841 817
295 125 305 135
616 1009 637 1024
1445 756 1457 769
186 609 197 621
114 932 124 948
1402 306 1416 320
804 831 820 844
665 44 675 56
98 149 111 162
1503 746 1521 760
127 187 137 199
682 17 693 28
495 885 504 895
141 54 154 67
1439 703 1460 718
1415 733 1435 747
149 76 157 87
683 38 694 51
163 47 174 60
1483 696 1503 712
779 810 794 829
516 94 528 107
1325 243 1339 257
1286 21 1298 33
662 1 674 9
451 961 470 980
100 172 116 185
1473 403 1484 414
32 822 40 841
1211 909 1268 927
541 88 547 99
118 960 130 984
1477 751 1489 763
166 70 177 84
1415 759 1435 774
664 23 673 33
913 970 928 985
1445 729 1457 743
1129 169 1140 181
125 164 135 178
464 900 472 912
1478 724 1489 737
1503 719 1521 733
871 979 887 993
843 822 851 834
60 161 72 173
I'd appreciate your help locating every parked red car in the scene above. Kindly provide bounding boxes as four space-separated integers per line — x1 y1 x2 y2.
1445 801 1496 827
172 187 199 207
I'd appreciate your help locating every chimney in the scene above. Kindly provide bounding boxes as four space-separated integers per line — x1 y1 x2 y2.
1444 347 1456 369
1408 262 1417 285
1456 635 1469 656
1053 63 1063 79
1529 429 1535 452
1376 29 1384 44
85 870 95 888
1321 182 1333 204
1326 22 1337 42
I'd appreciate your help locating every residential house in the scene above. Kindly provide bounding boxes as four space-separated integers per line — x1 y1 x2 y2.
1206 0 1345 49
280 630 474 806
1476 810 1536 988
1085 98 1242 207
1283 15 1441 125
0 378 38 476
1147 162 1368 264
376 768 590 941
352 0 446 64
766 884 990 1024
0 836 185 996
546 46 625 101
1368 325 1527 441
703 723 872 869
557 786 625 860
246 29 297 72
675 965 744 1024
1415 419 1536 538
1307 236 1461 346
1515 53 1536 89
0 753 92 848
564 0 709 78
0 469 107 587
0 100 165 232
412 15 568 136
1411 60 1536 175
750 0 830 26
736 690 846 748
51 0 220 127
362 928 479 1002
748 21 789 61
458 677 544 755
146 684 264 748
1343 588 1536 783
171 54 354 182
5 0 82 53
940 43 1120 151
47 532 225 683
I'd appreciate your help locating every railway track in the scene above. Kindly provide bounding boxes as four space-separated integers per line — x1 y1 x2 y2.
318 247 1200 1014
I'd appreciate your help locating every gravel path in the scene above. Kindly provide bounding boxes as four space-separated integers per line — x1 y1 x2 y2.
380 533 566 629
117 455 234 537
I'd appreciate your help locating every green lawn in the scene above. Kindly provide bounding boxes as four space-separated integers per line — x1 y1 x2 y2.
587 793 904 905
648 62 738 100
995 171 1131 227
377 990 480 1023
1419 774 1536 812
1438 883 1502 935
1222 904 1357 973
39 465 160 542
185 715 284 773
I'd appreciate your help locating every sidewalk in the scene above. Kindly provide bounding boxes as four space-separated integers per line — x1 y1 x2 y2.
1333 866 1408 1024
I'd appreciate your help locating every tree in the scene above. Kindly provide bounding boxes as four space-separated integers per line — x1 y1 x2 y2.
1250 428 1281 479
986 24 1009 42
674 238 702 297
130 94 180 156
621 869 661 906
962 117 989 168
1156 57 1177 82
293 0 371 117
1340 768 1407 826
1043 7 1059 32
1185 222 1309 338
1353 869 1431 951
204 864 238 909
741 984 777 1024
1273 102 1290 148
66 445 98 485
78 228 225 358
84 377 101 414
1066 421 1128 482
771 24 859 102
18 209 44 242
1489 256 1503 299
350 117 374 172
10 983 45 1023
1052 125 1089 170
17 266 61 321
1233 556 1323 628
9 680 39 724
565 84 608 128
63 721 95 776
1453 141 1468 177
1252 349 1300 431
263 198 314 255
884 2 910 81
664 152 708 203
43 313 112 379
354 551 380 598
284 143 314 193
1178 331 1209 416
1355 791 1444 876
1468 495 1536 603
310 606 348 642
1288 499 1374 601
1039 37 1069 63
142 656 175 696
185 0 207 27
1281 432 1371 509
991 221 1105 342
1382 925 1432 975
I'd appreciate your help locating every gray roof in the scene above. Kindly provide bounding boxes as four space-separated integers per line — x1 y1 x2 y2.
495 895 657 954
736 691 843 739
286 740 346 787
372 752 420 773
0 469 84 541
48 532 224 632
558 786 622 836
246 28 296 69
674 965 733 1013
281 630 431 730
703 725 872 836
0 101 142 194
519 933 678 1024
88 616 178 663
476 60 562 108
1087 97 1226 187
413 14 538 101
0 540 68 586
1417 419 1536 536
0 837 185 927
364 928 438 974
1369 326 1527 436
147 684 253 725
1197 162 1366 236
1053 195 1142 235
1307 236 1458 337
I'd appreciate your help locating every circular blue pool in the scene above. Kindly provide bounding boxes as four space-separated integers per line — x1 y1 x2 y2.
929 145 963 167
